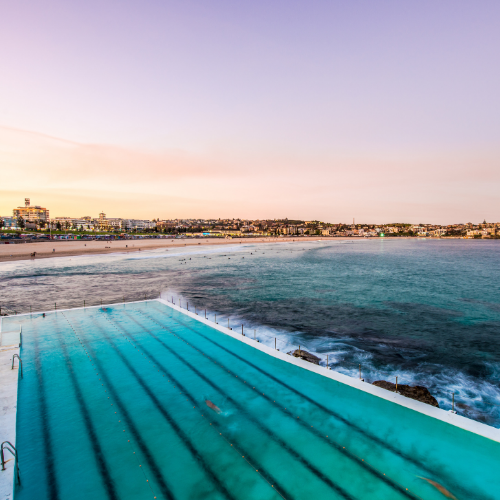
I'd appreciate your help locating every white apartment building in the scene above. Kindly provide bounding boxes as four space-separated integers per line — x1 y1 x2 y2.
122 219 157 230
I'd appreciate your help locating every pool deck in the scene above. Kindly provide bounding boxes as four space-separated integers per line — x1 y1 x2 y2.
0 336 20 500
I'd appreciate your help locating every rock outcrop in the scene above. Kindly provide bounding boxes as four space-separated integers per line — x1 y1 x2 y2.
372 380 439 407
288 349 321 365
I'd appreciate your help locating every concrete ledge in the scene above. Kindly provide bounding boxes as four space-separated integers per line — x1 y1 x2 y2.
0 327 21 349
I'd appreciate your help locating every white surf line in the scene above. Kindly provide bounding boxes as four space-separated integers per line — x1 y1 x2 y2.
156 297 500 443
127 244 251 260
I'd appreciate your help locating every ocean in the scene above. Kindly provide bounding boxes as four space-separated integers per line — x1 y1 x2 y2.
2 238 500 426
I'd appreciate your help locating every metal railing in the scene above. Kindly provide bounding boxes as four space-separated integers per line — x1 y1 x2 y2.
0 291 162 316
166 294 500 425
11 354 22 378
1 441 20 484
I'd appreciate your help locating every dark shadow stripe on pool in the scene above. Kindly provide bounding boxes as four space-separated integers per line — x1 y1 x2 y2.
135 311 418 500
101 313 290 500
122 311 358 500
52 322 119 500
62 314 176 500
89 317 237 500
32 322 61 500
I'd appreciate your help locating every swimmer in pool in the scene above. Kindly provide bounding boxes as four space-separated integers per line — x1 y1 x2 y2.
418 477 457 499
205 400 221 414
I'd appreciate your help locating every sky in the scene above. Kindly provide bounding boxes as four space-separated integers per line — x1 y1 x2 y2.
1 0 499 223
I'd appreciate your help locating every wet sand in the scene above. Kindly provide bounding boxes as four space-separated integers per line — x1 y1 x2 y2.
0 236 348 263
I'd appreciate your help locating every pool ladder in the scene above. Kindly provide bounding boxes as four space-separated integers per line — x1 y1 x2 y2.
12 354 23 379
1 441 20 484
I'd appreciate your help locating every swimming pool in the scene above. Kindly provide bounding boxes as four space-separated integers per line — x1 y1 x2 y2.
5 300 500 499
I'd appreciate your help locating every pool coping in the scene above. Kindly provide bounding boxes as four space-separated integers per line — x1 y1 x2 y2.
3 298 499 447
156 298 500 443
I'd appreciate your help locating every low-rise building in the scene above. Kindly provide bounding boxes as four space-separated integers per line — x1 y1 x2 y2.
1 216 18 229
13 198 50 223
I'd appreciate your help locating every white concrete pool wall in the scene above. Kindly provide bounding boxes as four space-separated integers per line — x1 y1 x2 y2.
4 297 500 447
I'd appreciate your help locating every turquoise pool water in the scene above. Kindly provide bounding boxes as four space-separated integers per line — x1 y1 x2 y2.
6 301 500 499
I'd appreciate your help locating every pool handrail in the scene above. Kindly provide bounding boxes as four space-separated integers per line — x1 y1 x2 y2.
1 441 20 484
11 354 22 378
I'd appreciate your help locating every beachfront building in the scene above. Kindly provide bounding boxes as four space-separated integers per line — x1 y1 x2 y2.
157 221 177 231
122 219 157 231
13 198 50 223
53 217 94 231
107 218 126 231
0 216 19 229
96 212 109 231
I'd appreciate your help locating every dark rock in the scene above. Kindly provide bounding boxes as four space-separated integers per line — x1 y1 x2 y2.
372 380 439 407
288 349 321 365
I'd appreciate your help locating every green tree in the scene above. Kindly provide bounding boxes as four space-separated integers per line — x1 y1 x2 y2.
56 221 62 231
17 216 25 229
0 218 4 230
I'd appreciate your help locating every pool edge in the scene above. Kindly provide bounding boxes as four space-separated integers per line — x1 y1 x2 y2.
155 297 500 444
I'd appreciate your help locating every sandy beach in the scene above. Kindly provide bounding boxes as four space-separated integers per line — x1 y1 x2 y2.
0 236 350 263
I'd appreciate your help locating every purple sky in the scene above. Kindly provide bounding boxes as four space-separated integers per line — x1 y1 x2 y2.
1 0 499 222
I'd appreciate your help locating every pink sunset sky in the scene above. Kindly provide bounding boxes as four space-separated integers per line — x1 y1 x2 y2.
1 0 499 223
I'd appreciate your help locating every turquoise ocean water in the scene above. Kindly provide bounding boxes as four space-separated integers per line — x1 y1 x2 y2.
2 238 500 424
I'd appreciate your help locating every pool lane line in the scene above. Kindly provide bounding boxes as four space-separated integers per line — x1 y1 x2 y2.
106 310 348 500
150 305 479 500
61 313 174 500
51 321 119 500
121 312 358 500
149 307 447 480
32 321 61 500
134 310 422 500
98 312 288 500
136 312 421 500
88 317 238 500
59 314 159 500
99 317 286 500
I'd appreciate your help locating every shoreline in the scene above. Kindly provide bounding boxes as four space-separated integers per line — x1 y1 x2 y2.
0 236 472 264
0 236 374 263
